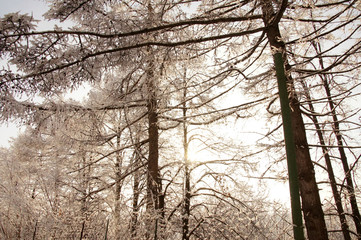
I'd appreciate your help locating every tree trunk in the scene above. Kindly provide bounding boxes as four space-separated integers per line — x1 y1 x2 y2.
131 177 140 239
301 81 351 240
79 221 85 240
145 3 162 234
80 154 90 239
323 76 361 238
131 144 140 239
182 76 191 240
146 65 161 239
32 221 38 240
312 40 361 238
261 1 328 239
114 129 122 239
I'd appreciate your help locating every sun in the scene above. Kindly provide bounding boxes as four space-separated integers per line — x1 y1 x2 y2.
187 146 209 163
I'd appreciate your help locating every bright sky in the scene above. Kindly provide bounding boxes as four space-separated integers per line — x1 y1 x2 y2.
0 0 50 147
0 0 294 205
0 0 47 19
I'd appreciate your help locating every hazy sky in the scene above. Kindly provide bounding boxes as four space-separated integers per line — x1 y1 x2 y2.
0 0 293 204
0 0 47 18
0 0 50 147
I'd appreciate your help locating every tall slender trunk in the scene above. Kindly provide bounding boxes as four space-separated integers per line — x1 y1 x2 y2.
301 81 351 240
79 153 90 240
51 156 61 239
130 158 140 239
311 41 361 238
114 129 122 239
323 76 361 237
32 221 37 240
182 75 191 240
289 91 328 240
81 155 88 215
130 138 141 239
146 65 161 238
261 1 328 239
145 4 162 237
79 221 85 240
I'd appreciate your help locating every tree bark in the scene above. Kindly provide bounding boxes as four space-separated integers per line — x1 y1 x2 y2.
312 39 361 238
144 3 165 238
323 76 361 238
301 81 351 240
131 142 141 239
182 75 191 240
146 63 161 239
261 1 328 239
114 129 122 239
145 3 162 234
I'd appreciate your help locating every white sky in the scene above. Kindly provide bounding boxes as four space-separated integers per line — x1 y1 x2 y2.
0 0 335 205
0 0 78 147
0 0 51 147
0 0 47 20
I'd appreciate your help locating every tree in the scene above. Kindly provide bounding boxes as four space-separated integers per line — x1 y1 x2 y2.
260 1 328 238
301 78 351 239
1 0 361 239
284 1 361 238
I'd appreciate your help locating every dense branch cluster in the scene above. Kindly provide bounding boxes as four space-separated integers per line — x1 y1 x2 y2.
0 0 360 239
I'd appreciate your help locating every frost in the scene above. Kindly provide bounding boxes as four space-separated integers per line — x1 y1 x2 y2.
0 0 360 239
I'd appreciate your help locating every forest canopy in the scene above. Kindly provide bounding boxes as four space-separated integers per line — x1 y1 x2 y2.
0 0 360 239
